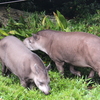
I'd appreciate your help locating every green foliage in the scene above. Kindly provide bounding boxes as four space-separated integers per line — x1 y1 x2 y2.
0 29 9 39
53 11 71 32
42 16 56 30
70 10 100 35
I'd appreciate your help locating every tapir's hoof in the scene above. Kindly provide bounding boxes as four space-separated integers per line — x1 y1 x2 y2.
76 71 81 77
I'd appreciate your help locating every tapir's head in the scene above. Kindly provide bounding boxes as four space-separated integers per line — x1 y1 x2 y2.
31 63 51 95
23 34 47 53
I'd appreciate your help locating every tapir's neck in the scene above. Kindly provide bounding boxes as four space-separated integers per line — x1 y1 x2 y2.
40 47 48 54
41 42 52 56
38 38 53 56
38 43 51 55
35 42 48 54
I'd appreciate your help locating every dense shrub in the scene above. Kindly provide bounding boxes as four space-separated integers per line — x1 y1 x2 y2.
0 0 100 18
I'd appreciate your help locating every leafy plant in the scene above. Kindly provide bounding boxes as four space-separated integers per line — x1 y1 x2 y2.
53 10 71 32
42 15 59 30
0 29 9 39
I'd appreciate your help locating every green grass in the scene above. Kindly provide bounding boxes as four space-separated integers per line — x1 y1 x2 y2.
0 70 100 100
0 9 100 100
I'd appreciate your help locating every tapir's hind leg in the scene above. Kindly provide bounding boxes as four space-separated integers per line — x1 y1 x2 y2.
97 69 100 78
2 62 7 76
89 62 100 78
2 62 11 76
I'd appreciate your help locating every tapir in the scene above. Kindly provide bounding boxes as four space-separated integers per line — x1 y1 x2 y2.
0 36 50 95
23 30 100 78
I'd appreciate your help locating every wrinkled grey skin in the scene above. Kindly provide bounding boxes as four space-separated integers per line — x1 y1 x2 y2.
0 36 51 95
23 30 100 78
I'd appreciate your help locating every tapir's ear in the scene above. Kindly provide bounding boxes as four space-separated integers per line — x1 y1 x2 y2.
34 64 40 74
32 34 40 41
46 63 51 72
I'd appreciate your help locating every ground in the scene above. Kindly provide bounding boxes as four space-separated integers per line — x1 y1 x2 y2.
0 7 26 27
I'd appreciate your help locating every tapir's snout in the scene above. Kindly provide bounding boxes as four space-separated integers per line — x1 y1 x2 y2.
43 87 51 95
23 38 34 50
38 84 51 95
44 92 51 95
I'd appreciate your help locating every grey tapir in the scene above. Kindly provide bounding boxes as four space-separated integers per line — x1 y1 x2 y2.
23 30 100 78
0 36 50 95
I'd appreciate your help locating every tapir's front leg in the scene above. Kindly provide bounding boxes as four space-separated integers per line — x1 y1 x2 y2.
55 61 81 77
55 61 64 75
70 66 95 78
20 80 28 88
70 65 81 77
28 83 36 89
23 78 35 89
88 70 95 78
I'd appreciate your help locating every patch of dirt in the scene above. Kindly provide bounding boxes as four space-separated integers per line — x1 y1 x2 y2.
0 7 26 27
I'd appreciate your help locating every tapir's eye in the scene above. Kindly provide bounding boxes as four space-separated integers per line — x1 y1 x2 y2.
40 82 44 86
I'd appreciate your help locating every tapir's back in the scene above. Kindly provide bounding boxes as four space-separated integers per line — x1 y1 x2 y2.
0 36 45 67
37 30 100 47
1 36 31 54
0 36 30 65
38 29 99 41
39 30 99 49
38 30 100 65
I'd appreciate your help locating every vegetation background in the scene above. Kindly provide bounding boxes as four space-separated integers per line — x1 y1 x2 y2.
0 0 100 100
